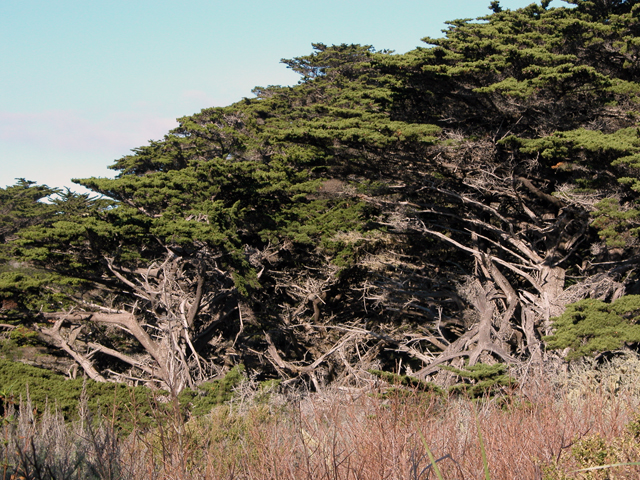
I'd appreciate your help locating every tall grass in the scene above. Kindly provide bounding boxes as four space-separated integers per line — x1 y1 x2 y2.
1 358 639 479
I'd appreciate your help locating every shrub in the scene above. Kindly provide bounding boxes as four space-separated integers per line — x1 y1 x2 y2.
443 363 517 398
0 360 247 433
178 364 245 416
8 325 41 346
544 295 640 359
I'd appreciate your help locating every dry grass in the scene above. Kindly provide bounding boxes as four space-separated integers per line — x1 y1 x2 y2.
2 356 640 479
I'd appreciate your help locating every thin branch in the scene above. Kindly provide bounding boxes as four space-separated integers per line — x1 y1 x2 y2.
233 302 244 348
87 343 155 376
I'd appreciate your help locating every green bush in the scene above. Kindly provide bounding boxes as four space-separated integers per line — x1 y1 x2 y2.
369 363 517 399
0 360 247 433
443 363 517 398
178 364 245 416
0 359 159 433
8 325 41 346
542 429 640 479
544 295 640 359
368 369 444 397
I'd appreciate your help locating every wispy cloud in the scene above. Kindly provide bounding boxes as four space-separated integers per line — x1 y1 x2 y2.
0 109 178 155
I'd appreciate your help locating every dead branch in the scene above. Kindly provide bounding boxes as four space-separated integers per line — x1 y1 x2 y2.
40 319 107 383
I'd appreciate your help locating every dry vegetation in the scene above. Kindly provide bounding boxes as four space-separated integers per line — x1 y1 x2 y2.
4 4 640 478
2 355 640 480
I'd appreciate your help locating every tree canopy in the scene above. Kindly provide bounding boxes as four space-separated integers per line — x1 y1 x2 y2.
3 0 640 392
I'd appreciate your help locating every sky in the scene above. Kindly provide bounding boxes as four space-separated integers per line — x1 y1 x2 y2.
1 0 553 192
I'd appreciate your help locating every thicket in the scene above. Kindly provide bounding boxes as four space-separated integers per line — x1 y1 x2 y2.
2 0 640 395
544 295 640 359
0 360 245 432
0 359 639 479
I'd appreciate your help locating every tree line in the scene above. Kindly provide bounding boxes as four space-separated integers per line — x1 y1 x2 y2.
2 0 640 393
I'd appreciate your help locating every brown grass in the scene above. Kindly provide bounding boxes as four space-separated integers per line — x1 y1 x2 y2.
2 358 640 480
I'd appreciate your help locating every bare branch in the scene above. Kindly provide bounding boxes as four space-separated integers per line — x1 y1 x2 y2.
40 319 107 382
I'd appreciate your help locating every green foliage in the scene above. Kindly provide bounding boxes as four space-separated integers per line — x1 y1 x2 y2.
2 42 445 309
489 1 503 14
563 0 640 19
0 360 246 433
178 365 245 416
591 198 640 247
571 435 620 474
369 364 516 399
442 363 517 398
542 428 640 479
627 412 640 439
1 187 121 311
0 180 59 278
0 359 155 432
6 0 640 385
368 369 444 395
8 326 41 346
544 295 640 359
503 127 640 166
503 126 640 243
0 269 80 313
0 179 58 247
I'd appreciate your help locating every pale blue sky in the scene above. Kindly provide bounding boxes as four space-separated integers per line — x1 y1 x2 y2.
1 0 549 191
